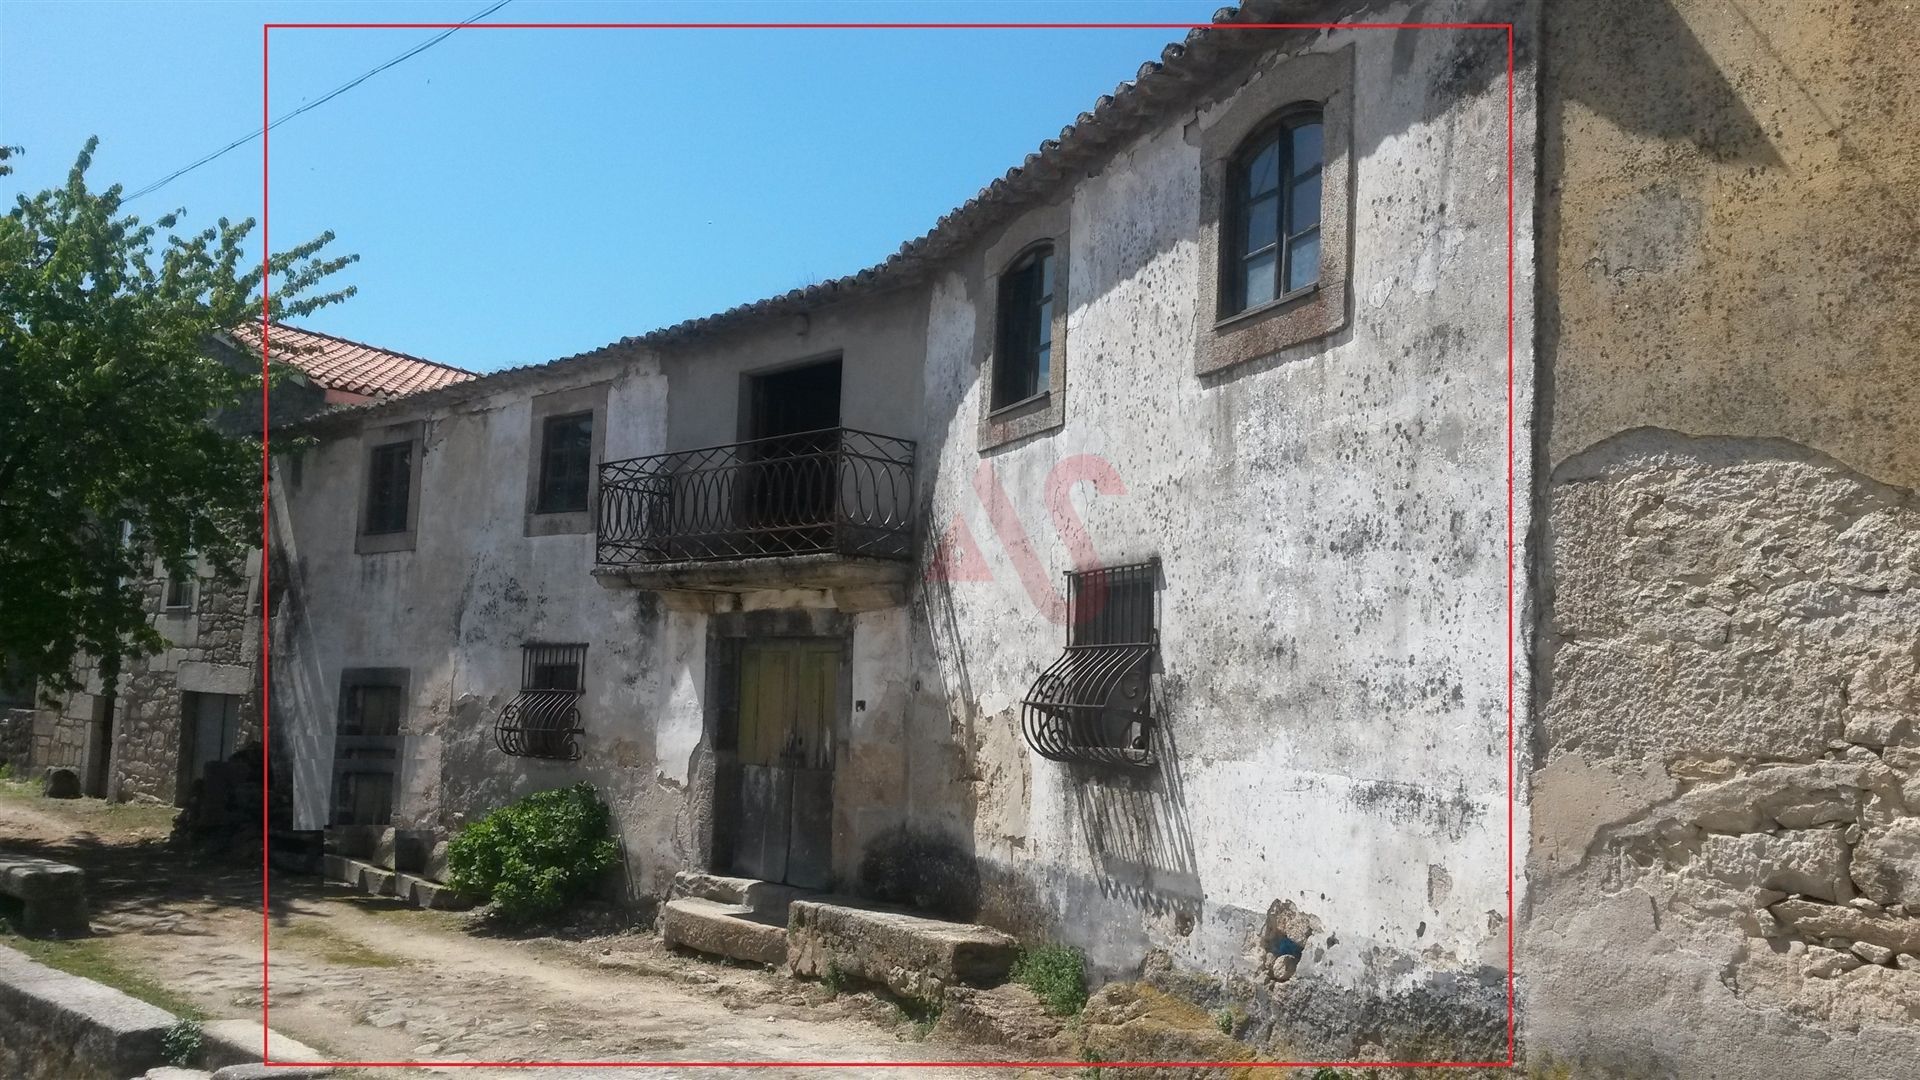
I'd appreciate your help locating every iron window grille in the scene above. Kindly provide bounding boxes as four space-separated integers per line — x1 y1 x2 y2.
363 441 413 535
596 427 915 566
536 411 594 514
1021 558 1159 767
993 243 1055 410
1224 109 1324 317
496 643 587 761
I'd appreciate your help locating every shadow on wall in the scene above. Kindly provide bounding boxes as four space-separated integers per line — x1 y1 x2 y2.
1544 0 1780 167
1065 712 1202 923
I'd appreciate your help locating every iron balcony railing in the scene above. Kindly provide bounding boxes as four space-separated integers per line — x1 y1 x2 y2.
597 427 915 566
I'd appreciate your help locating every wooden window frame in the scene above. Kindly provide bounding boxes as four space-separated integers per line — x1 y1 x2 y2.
1221 108 1325 320
977 200 1071 451
355 421 423 554
525 384 609 537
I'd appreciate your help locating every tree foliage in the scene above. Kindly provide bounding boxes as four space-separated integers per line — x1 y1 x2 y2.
0 139 356 695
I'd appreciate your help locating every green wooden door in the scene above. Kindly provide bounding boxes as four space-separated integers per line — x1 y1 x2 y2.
734 640 839 886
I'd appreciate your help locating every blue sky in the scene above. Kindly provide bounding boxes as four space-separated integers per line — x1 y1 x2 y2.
3 0 1226 373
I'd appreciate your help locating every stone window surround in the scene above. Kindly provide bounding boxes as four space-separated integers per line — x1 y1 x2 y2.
524 382 611 538
976 199 1071 452
1194 44 1354 376
354 420 425 555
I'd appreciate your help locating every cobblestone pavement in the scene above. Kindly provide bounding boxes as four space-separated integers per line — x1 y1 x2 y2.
0 790 1065 1079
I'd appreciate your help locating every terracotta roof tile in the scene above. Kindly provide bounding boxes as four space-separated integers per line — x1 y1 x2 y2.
229 322 477 399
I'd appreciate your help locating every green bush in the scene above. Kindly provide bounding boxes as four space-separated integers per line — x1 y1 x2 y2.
161 1018 202 1067
1011 942 1088 1016
445 782 620 923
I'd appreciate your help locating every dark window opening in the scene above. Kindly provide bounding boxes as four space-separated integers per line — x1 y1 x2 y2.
1224 111 1323 318
164 571 193 610
1021 558 1160 767
536 411 594 514
993 244 1054 410
363 441 412 535
497 643 587 760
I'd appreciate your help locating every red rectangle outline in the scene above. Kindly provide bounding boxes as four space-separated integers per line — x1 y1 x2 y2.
259 18 1512 1068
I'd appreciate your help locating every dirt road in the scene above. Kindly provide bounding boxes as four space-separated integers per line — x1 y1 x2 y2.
0 784 1061 1079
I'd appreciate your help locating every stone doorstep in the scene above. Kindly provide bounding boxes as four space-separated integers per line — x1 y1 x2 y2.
669 870 807 917
785 899 1019 1002
660 896 789 967
395 874 476 911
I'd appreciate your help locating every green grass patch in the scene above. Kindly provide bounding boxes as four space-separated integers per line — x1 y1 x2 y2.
1 932 207 1020
1011 942 1088 1016
275 921 403 968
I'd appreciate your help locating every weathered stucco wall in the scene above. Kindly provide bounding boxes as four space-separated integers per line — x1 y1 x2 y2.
896 11 1533 1060
1530 0 1920 1075
660 290 929 451
272 350 694 899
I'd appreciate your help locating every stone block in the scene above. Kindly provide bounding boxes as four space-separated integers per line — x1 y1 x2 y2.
357 867 397 897
935 984 1070 1053
323 826 378 859
1771 898 1920 955
370 828 433 873
670 870 804 917
1851 818 1920 907
1697 830 1854 902
41 767 81 799
0 941 174 1079
660 897 787 966
198 1017 328 1071
423 840 451 882
396 875 475 911
0 855 89 937
786 899 1017 1003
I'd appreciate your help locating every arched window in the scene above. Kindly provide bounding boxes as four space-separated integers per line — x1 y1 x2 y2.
993 242 1055 409
1224 110 1323 317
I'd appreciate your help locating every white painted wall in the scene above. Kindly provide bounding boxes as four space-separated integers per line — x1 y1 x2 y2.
905 18 1534 1031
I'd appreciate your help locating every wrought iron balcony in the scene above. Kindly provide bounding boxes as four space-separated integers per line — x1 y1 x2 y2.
596 427 915 568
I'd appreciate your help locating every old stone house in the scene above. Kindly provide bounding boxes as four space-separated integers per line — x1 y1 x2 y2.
66 0 1920 1073
22 326 474 803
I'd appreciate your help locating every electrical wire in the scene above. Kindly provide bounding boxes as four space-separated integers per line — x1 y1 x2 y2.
125 0 513 202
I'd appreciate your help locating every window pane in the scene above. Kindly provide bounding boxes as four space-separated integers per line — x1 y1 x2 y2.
1243 250 1277 308
1286 229 1321 293
1038 251 1053 299
1035 343 1050 390
1244 192 1279 255
1289 171 1322 234
1036 299 1053 348
538 413 593 513
1246 141 1280 197
366 443 411 534
1291 121 1323 175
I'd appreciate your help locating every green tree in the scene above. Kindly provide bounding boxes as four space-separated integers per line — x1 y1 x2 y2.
0 139 356 696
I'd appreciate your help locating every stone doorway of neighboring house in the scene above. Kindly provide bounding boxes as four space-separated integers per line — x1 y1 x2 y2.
83 691 115 798
331 670 406 827
177 690 243 807
727 638 838 889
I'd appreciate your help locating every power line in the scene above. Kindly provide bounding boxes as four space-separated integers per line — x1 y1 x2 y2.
125 0 513 202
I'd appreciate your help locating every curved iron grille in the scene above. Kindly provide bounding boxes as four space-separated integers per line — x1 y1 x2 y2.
1021 560 1159 767
596 427 914 565
496 644 586 761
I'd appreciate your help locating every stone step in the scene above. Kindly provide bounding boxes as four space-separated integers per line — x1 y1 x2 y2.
669 870 805 917
198 1017 330 1072
786 899 1018 1003
324 855 473 910
659 896 788 967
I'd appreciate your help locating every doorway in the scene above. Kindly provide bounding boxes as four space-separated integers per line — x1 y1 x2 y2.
177 690 243 806
743 359 842 555
728 639 839 888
